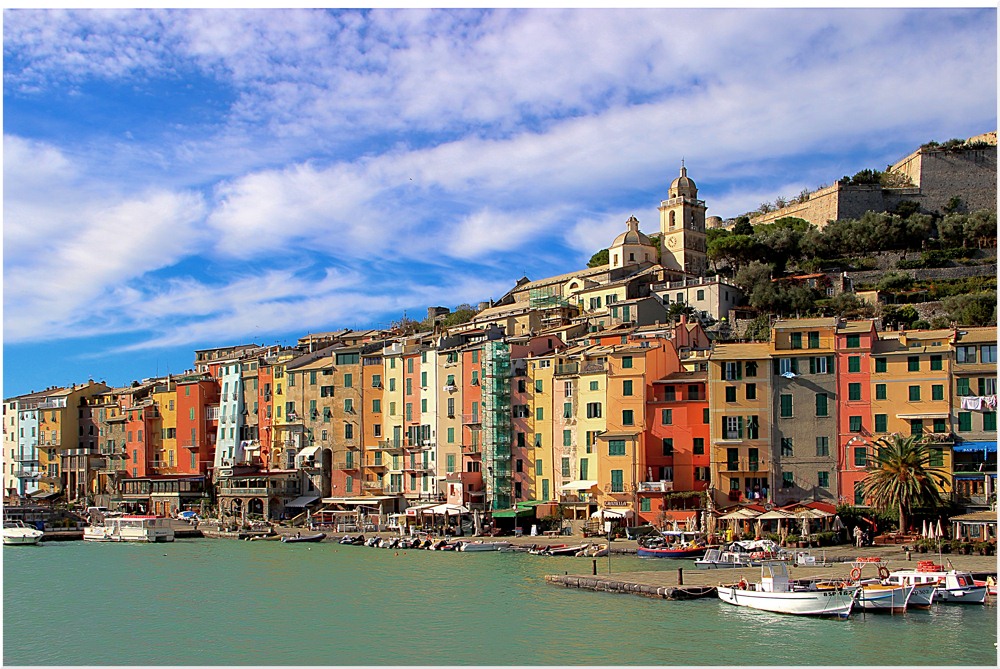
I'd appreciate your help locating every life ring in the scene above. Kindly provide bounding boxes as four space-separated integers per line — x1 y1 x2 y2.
878 566 890 580
850 567 862 581
738 579 749 590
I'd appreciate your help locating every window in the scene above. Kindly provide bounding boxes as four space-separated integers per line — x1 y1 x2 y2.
745 383 757 400
908 386 921 402
640 497 651 512
815 393 829 417
563 403 572 419
808 332 820 349
693 438 704 455
875 357 887 373
985 412 997 431
778 358 796 375
816 436 829 456
388 378 396 392
791 332 802 349
561 457 571 478
933 418 946 433
703 408 710 424
875 384 887 400
849 416 862 432
372 374 382 388
907 356 920 372
780 395 792 417
846 334 860 349
854 482 865 505
536 407 544 421
622 380 633 396
562 430 572 447
932 385 944 401
979 377 997 396
745 361 758 377
930 355 943 371
956 378 971 396
723 416 743 440
344 424 353 440
782 472 794 488
661 409 673 425
780 438 793 457
724 362 742 381
589 381 599 391
447 427 455 444
848 356 861 373
621 356 633 369
958 412 972 432
956 346 977 364
811 356 830 374
564 381 573 397
982 345 997 363
662 438 673 456
726 448 739 471
909 419 923 437
608 440 626 456
622 410 634 426
817 471 830 488
725 386 737 402
535 459 543 476
585 431 598 453
854 447 867 467
610 470 624 493
928 448 944 468
541 480 550 501
849 383 862 401
586 402 602 419
875 414 887 433
535 379 543 393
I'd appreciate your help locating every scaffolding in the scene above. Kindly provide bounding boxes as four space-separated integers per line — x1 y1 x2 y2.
481 340 512 510
529 287 571 310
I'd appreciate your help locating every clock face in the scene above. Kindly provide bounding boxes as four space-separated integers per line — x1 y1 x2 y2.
666 236 679 249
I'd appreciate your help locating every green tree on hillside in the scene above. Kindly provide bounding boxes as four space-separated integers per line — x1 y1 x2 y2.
587 249 609 268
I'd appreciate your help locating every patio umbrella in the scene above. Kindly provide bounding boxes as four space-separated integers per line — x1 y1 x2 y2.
672 520 679 532
922 519 928 539
802 516 811 539
936 519 944 541
755 518 763 539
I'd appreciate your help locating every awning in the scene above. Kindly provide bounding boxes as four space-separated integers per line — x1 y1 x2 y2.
590 508 633 519
323 496 394 505
597 431 640 440
406 503 438 516
954 441 997 453
285 495 320 508
560 480 598 492
895 413 950 420
756 510 795 520
492 507 534 518
28 490 60 500
719 508 760 520
424 504 469 515
297 445 320 460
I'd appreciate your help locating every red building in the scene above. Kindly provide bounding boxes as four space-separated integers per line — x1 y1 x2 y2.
835 321 878 506
176 377 220 476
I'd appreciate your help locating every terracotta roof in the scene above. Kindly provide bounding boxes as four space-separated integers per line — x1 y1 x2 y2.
955 327 997 344
771 317 838 330
710 342 770 360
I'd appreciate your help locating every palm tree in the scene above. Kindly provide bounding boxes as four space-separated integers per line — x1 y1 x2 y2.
859 433 947 533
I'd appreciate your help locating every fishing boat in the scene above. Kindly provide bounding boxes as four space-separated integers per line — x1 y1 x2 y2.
848 558 914 613
281 532 327 543
459 540 511 552
886 561 988 604
694 548 757 569
537 543 590 556
83 515 175 543
972 577 997 597
2 519 44 546
717 561 859 618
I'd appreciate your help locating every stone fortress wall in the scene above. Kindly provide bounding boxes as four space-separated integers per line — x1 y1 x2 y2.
741 131 997 229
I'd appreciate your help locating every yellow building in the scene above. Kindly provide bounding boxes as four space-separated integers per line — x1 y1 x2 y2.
871 329 954 494
152 381 178 473
708 342 773 508
528 351 556 503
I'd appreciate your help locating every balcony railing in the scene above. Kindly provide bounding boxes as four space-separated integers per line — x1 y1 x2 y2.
637 481 672 493
462 414 481 425
332 460 360 470
554 363 580 376
376 440 404 451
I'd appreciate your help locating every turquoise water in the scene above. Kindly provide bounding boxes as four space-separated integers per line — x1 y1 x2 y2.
3 539 998 666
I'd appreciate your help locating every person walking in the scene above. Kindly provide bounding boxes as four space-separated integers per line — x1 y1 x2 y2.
853 525 863 548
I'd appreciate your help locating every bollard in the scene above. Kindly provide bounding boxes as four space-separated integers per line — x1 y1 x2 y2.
677 567 684 585
907 550 912 561
593 559 598 575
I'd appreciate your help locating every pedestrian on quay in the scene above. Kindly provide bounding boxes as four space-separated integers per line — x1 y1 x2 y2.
853 525 863 548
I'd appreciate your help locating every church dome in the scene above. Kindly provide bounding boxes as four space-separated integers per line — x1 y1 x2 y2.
669 165 698 199
611 215 653 247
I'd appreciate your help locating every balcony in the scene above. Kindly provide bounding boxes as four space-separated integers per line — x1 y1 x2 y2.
375 440 404 451
13 469 40 480
181 440 200 450
332 460 360 471
582 362 606 374
363 481 384 492
638 480 672 493
462 414 481 425
554 362 580 376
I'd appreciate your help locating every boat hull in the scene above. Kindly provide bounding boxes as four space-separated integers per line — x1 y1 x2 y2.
717 585 858 618
637 546 705 559
858 583 914 613
2 532 43 546
460 541 511 552
935 585 988 604
281 533 327 543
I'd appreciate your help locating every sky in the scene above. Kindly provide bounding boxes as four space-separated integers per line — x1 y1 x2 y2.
2 5 997 398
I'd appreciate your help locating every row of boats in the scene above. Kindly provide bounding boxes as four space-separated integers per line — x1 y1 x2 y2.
334 533 610 556
717 559 993 618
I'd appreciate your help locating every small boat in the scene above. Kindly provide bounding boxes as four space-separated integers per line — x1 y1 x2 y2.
2 520 44 546
281 532 327 543
83 515 175 543
973 577 997 597
459 540 511 552
887 561 987 605
717 561 859 618
539 544 589 556
577 543 609 557
637 530 709 558
856 580 914 613
695 548 757 569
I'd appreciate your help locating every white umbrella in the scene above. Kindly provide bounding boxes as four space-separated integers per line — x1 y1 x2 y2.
802 517 811 538
672 520 679 532
936 519 944 541
922 519 928 539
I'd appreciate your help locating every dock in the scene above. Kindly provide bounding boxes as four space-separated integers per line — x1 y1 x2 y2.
545 572 716 599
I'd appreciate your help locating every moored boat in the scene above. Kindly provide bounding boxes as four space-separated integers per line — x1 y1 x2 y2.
83 515 175 543
459 540 511 552
856 580 914 613
2 519 44 546
886 561 987 605
717 561 859 618
281 532 327 543
695 548 756 569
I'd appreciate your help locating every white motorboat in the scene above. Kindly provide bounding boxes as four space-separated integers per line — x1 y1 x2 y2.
695 548 757 569
717 561 859 618
856 580 914 613
459 540 511 552
906 583 938 609
2 520 44 546
83 515 175 543
886 561 987 605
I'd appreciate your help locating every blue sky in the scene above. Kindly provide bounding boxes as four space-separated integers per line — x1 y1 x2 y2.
3 6 997 397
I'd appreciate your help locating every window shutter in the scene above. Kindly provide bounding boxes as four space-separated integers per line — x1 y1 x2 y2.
736 362 743 380
809 357 816 375
737 416 745 439
791 358 799 374
827 355 834 373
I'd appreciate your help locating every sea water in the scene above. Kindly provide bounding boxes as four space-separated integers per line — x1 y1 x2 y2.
3 539 997 666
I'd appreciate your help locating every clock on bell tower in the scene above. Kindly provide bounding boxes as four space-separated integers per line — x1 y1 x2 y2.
658 162 707 276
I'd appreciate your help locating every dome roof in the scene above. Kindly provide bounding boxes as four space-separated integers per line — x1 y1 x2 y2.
670 165 697 198
611 215 653 247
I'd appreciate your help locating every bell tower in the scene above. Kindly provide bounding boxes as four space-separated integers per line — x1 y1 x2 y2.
658 162 708 276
